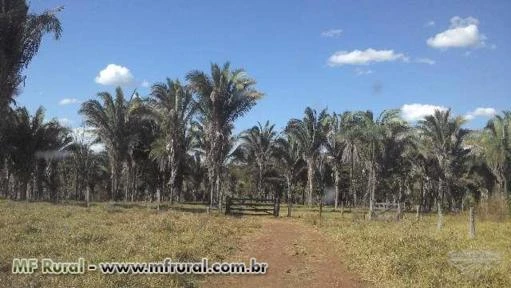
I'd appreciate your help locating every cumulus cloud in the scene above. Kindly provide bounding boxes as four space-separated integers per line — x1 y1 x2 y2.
328 48 408 66
95 64 135 86
427 16 486 49
59 98 80 105
401 103 448 121
321 29 343 38
464 107 497 120
415 58 436 65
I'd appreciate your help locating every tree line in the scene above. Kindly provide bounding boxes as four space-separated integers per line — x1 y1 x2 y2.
1 1 509 225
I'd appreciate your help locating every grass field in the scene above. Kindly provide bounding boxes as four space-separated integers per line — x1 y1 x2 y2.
295 207 511 288
0 200 260 288
1 200 510 288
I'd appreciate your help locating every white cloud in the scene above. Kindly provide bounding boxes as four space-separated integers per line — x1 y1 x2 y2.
321 29 342 38
425 20 435 27
95 64 135 86
59 98 80 105
401 104 448 121
328 48 408 66
464 107 497 120
354 67 374 75
415 58 436 65
427 16 486 49
141 80 150 88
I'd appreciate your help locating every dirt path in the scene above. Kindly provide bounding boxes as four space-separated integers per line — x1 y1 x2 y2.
202 218 366 288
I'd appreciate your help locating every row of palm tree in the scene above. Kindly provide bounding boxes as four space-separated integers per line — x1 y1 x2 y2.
1 2 510 223
1 62 509 222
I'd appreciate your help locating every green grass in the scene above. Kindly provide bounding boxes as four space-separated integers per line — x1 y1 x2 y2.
0 200 260 288
294 207 511 288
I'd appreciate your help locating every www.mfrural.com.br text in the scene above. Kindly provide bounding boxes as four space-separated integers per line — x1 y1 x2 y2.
11 258 268 275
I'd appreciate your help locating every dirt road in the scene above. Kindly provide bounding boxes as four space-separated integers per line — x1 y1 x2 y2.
202 218 365 288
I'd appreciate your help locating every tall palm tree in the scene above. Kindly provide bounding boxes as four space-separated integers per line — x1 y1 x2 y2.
418 109 468 229
274 134 306 216
186 62 262 209
149 78 195 203
286 107 329 207
79 87 145 200
356 109 402 219
235 121 277 196
338 111 363 207
0 0 62 114
325 113 347 210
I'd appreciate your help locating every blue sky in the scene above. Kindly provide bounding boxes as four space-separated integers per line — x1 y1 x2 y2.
20 0 510 132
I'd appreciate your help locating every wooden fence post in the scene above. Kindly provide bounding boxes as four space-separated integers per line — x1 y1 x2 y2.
469 207 476 239
225 196 231 215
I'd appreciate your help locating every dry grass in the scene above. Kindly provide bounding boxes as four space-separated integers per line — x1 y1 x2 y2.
294 207 511 288
0 200 260 288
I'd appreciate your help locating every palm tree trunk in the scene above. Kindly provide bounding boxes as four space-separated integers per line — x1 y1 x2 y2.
396 181 403 221
216 168 222 211
286 176 292 217
208 165 215 209
334 168 340 210
125 163 129 202
368 165 375 220
437 178 444 230
306 157 314 207
85 184 90 208
350 154 356 207
258 165 263 197
111 163 118 201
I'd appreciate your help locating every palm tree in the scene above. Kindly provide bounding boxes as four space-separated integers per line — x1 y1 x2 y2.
149 78 195 203
235 121 277 196
418 109 468 229
467 111 511 200
338 111 363 207
324 113 347 210
286 107 329 207
356 109 402 219
186 62 262 209
4 106 69 200
79 87 146 200
274 134 306 216
0 0 62 114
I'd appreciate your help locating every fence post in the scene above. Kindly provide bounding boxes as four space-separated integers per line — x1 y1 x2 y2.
274 195 280 217
225 196 231 215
